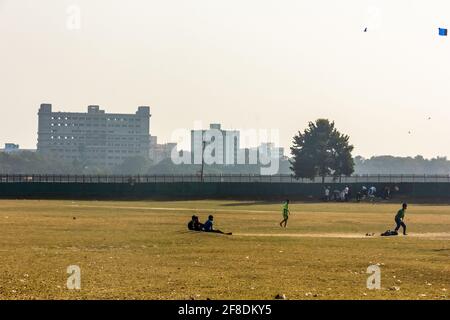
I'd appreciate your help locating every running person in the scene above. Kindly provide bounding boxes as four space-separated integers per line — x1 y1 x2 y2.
394 203 408 235
279 199 290 228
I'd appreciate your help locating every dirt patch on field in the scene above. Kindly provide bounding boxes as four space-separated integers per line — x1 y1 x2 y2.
67 204 276 214
234 232 450 240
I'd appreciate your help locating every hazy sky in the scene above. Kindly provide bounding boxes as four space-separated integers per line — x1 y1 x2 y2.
1 0 450 157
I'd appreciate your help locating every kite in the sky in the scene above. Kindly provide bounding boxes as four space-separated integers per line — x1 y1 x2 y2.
439 28 448 36
364 27 368 32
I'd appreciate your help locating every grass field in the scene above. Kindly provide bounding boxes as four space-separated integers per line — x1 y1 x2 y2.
0 199 449 300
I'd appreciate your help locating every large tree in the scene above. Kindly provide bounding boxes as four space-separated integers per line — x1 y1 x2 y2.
112 156 152 175
290 119 354 182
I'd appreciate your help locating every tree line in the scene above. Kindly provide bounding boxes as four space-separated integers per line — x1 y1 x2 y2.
1 119 448 176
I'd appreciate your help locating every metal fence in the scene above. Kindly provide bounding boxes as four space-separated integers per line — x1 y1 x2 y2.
1 174 450 184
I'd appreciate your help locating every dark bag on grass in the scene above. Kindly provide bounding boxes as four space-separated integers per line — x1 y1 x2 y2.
381 230 398 237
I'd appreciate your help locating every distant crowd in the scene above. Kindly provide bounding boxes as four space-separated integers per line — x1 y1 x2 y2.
323 185 398 202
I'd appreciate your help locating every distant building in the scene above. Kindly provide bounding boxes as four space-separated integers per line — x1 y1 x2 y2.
149 136 177 164
190 124 240 165
0 143 35 154
3 143 19 153
37 104 151 168
242 142 285 165
258 142 285 159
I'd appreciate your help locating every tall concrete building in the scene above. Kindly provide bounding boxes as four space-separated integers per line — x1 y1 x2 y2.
149 136 178 164
190 123 240 165
37 104 151 168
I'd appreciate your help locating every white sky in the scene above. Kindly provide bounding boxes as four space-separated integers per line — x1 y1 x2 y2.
1 0 449 157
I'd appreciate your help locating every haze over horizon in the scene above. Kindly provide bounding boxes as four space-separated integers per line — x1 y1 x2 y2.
1 0 450 158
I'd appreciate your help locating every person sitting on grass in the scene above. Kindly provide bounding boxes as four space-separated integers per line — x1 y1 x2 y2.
202 215 232 235
187 215 203 231
394 203 408 235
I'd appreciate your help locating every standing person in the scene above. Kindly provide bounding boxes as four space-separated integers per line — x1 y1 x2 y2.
202 215 232 235
361 186 368 199
386 186 391 199
394 203 408 235
344 186 350 202
368 186 377 201
333 189 340 201
279 199 290 228
356 191 362 202
340 189 346 202
324 187 330 201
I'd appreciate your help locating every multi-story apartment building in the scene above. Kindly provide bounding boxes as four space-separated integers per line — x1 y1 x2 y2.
149 136 177 164
37 104 151 168
190 123 240 165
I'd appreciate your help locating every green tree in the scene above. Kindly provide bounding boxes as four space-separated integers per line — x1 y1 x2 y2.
112 156 152 175
290 119 354 182
331 133 355 181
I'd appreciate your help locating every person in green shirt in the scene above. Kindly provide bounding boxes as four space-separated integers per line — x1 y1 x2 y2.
279 199 290 228
394 203 408 235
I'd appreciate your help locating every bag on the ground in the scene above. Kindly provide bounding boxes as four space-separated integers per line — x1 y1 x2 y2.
381 230 398 237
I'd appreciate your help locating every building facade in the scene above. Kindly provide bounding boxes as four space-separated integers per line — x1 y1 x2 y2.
37 104 151 168
190 124 240 165
149 136 177 164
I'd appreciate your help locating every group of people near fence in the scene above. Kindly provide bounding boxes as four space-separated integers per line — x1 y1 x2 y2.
323 186 352 202
324 185 399 202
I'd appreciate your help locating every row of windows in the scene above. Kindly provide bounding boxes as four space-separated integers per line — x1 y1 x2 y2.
51 130 142 136
50 136 144 141
50 123 141 128
49 143 142 148
50 149 142 154
47 143 143 150
51 116 142 122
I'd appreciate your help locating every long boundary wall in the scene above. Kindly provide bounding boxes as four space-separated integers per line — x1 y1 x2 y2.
0 182 449 200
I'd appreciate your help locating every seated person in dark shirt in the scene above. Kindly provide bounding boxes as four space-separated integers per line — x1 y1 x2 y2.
202 215 232 235
187 215 203 231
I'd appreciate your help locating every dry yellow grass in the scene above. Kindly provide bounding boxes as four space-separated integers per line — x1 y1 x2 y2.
0 200 448 300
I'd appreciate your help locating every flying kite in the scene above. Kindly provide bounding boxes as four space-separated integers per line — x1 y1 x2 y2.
439 28 448 36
